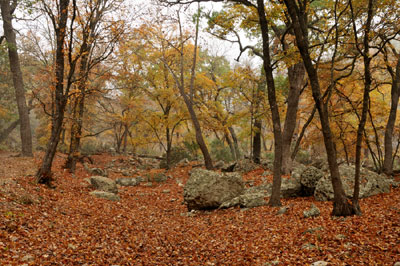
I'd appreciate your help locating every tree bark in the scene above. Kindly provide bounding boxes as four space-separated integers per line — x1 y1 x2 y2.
0 0 33 157
166 126 173 168
282 62 305 173
256 0 283 207
224 129 236 161
65 42 89 171
252 118 262 164
383 55 400 175
284 0 355 216
0 119 19 143
228 126 241 160
64 94 85 172
36 0 70 185
175 6 213 169
351 0 375 215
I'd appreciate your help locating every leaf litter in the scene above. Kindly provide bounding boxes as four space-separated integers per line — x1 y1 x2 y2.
0 152 399 265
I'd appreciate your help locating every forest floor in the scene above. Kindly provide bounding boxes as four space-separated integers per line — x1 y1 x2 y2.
0 151 399 265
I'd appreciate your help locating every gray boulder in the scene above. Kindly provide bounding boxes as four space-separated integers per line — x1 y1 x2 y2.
303 204 320 218
90 176 118 194
314 165 391 201
239 192 267 208
213 160 225 169
90 191 120 201
281 175 302 198
116 177 141 187
220 184 271 209
311 157 329 171
233 159 259 173
300 166 324 196
220 192 268 209
310 261 328 266
260 159 273 170
291 163 307 180
84 163 108 177
184 168 244 211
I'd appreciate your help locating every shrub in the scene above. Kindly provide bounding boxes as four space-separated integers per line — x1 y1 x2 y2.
210 139 234 163
295 150 312 165
183 140 199 159
80 140 99 155
159 146 192 169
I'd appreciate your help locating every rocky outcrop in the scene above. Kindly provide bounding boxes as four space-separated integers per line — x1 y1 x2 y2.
281 176 302 198
184 169 244 211
90 176 118 194
303 204 320 218
84 163 108 177
116 177 141 187
314 165 392 201
233 159 259 173
89 191 120 201
310 261 328 266
300 166 324 196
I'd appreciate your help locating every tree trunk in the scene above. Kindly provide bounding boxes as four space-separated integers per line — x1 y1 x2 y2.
383 56 400 175
252 118 262 164
182 97 213 169
0 119 19 143
65 45 89 171
282 62 305 173
351 0 375 215
291 106 316 160
257 0 283 207
64 94 85 172
0 0 33 157
166 126 172 168
228 126 241 160
225 130 236 161
175 6 213 170
122 125 128 153
284 0 354 216
36 0 70 185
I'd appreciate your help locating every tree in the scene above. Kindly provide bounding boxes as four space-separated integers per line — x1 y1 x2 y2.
64 0 125 172
0 0 33 156
160 5 214 169
116 20 189 166
283 0 356 216
383 43 400 175
36 0 71 185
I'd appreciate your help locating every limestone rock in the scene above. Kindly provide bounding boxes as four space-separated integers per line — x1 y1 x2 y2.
220 185 271 209
314 165 391 201
184 168 244 211
233 159 259 173
84 163 108 177
300 166 324 196
115 177 141 187
90 176 118 194
277 206 289 215
281 175 302 198
310 261 328 266
213 160 225 169
90 191 120 201
303 204 320 218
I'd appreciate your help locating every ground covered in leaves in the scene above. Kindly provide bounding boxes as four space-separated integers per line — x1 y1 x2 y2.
0 151 399 265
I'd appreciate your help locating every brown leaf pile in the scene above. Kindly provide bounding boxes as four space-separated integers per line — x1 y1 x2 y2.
0 152 399 265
